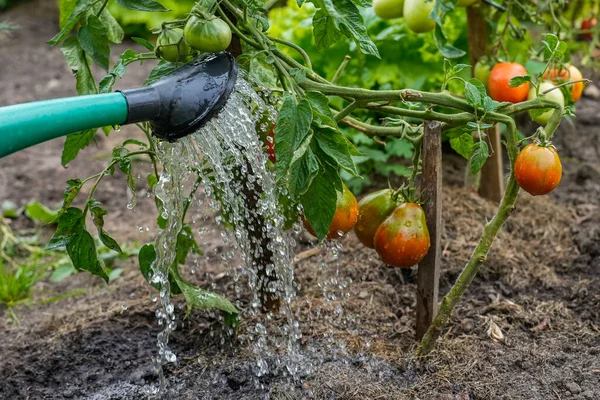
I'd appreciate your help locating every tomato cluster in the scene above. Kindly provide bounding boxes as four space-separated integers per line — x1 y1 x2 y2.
355 190 430 268
155 16 232 63
302 184 430 268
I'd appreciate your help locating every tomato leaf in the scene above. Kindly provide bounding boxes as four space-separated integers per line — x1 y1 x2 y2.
450 132 475 159
60 36 97 95
62 129 96 167
78 15 110 72
138 243 182 294
301 170 339 241
175 224 203 265
433 25 466 59
139 243 160 290
115 0 169 12
288 141 319 199
88 199 123 253
66 227 109 282
306 91 337 128
274 94 313 181
171 268 238 318
100 49 137 93
309 0 380 58
542 33 567 61
470 141 489 174
61 179 83 214
509 75 532 88
46 207 109 282
312 9 343 50
132 37 155 51
464 81 482 108
314 126 362 177
49 0 96 46
94 5 124 44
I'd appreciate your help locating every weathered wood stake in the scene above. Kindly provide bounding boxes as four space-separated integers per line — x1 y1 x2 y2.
467 6 505 203
416 120 442 341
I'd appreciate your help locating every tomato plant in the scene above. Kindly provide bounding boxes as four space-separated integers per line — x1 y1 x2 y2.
46 0 595 356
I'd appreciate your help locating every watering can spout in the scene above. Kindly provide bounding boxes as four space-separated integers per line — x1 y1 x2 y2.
0 52 238 158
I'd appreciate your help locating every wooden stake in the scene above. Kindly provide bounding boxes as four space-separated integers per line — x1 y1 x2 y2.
467 6 505 203
478 125 504 202
416 121 442 341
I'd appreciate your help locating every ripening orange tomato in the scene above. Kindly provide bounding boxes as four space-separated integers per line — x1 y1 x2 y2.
373 203 430 268
544 64 584 102
514 143 562 196
488 62 530 103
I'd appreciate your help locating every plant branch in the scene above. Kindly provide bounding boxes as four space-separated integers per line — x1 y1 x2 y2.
268 36 312 70
334 100 361 122
542 79 593 94
300 80 475 112
332 56 351 84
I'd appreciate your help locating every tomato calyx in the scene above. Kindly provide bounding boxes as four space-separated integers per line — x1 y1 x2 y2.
390 183 424 205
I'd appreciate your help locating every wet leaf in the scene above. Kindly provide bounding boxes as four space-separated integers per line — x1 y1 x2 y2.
274 94 313 181
88 199 123 253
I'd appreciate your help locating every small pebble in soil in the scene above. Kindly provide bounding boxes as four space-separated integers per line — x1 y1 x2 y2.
565 381 582 394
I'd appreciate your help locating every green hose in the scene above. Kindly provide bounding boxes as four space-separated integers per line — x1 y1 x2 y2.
0 93 129 158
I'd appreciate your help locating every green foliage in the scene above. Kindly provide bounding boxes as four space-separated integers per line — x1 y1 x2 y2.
268 1 469 193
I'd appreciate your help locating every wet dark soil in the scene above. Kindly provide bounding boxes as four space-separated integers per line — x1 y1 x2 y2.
1 1 599 399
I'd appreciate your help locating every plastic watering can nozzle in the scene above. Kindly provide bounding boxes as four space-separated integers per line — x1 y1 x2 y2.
122 52 238 142
0 52 238 158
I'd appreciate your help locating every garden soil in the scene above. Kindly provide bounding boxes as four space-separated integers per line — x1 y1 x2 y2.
1 1 598 399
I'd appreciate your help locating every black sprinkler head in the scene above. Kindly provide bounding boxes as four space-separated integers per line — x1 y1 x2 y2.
121 52 238 142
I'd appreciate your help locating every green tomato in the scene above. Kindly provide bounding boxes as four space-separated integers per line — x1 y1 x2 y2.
527 81 565 125
184 16 232 53
155 28 192 63
474 60 492 89
404 0 436 34
456 0 479 6
373 0 405 19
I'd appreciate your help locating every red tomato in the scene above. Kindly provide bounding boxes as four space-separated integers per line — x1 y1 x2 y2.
581 17 597 40
373 203 430 268
514 143 562 196
488 62 530 103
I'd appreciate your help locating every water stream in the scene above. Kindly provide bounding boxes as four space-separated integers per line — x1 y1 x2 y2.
149 78 305 393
